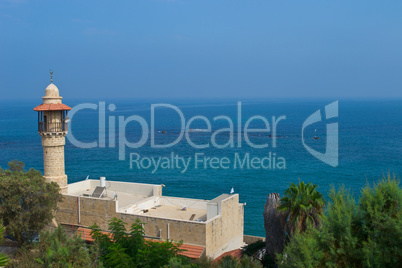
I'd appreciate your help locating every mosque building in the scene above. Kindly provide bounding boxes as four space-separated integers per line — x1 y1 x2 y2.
33 75 245 259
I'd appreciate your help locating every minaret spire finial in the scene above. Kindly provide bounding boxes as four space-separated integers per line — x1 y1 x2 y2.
50 69 53 83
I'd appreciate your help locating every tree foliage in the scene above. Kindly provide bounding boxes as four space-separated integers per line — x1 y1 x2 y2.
0 160 62 241
278 181 325 236
241 240 265 260
277 175 402 267
8 225 101 267
358 175 402 266
90 217 183 268
215 255 262 268
0 224 10 266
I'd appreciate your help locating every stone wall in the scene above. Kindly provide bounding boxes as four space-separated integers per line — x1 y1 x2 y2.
205 194 244 258
120 213 207 246
56 195 118 230
243 235 265 244
42 134 67 191
56 193 244 258
56 195 207 246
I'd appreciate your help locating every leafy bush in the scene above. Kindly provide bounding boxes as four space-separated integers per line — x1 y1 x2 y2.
215 255 262 268
357 176 402 266
8 225 100 267
242 240 265 259
277 175 402 267
0 224 10 266
260 254 276 268
0 160 62 242
164 256 196 268
91 217 183 268
191 256 215 268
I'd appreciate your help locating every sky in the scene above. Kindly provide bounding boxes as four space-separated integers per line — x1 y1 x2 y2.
0 0 401 100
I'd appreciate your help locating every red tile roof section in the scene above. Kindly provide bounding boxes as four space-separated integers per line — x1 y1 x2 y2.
33 103 72 111
177 244 205 259
77 227 110 242
214 249 243 263
76 227 205 259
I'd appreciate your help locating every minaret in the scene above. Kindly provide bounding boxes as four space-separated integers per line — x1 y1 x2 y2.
33 72 71 193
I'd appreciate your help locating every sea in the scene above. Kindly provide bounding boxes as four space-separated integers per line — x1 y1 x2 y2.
0 99 401 237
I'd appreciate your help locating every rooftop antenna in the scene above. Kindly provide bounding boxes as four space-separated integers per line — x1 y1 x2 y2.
50 69 53 83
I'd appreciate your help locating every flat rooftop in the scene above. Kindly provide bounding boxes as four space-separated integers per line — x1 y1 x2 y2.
71 186 148 208
129 203 207 222
67 179 209 222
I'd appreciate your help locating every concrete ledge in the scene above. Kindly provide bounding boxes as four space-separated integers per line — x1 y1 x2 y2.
243 235 265 244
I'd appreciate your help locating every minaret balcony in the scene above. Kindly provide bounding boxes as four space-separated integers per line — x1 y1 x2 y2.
38 122 68 134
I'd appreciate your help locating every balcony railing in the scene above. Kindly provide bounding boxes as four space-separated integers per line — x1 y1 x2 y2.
38 122 68 133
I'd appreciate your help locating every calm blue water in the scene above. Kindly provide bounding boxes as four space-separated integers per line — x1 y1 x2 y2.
0 99 401 236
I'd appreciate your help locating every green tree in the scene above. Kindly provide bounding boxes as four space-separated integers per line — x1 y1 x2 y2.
0 160 62 242
357 176 402 266
317 187 360 267
241 240 265 260
0 224 10 267
277 187 360 267
278 182 325 235
192 256 215 268
215 255 262 268
91 217 183 268
9 225 101 267
276 228 323 268
277 175 402 267
164 257 194 268
238 255 263 268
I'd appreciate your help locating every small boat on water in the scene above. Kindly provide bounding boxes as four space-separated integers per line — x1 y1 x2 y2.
314 129 320 139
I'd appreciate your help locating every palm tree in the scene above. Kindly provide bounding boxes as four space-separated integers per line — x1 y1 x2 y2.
278 182 325 236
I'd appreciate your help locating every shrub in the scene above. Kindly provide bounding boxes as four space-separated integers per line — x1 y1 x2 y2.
0 160 62 242
277 175 402 267
91 217 182 268
8 225 100 267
